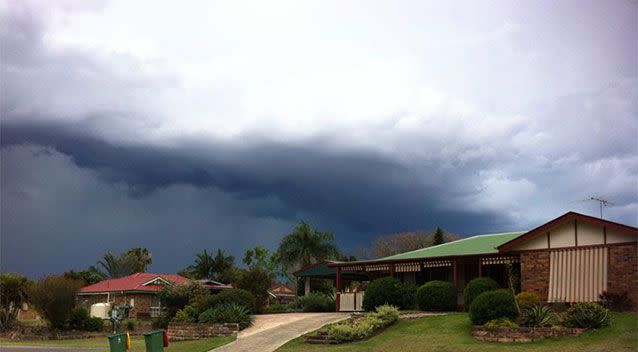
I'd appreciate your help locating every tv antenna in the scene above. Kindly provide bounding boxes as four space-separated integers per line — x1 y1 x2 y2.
585 197 614 219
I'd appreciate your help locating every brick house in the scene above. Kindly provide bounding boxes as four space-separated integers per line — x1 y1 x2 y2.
77 273 231 320
295 211 637 311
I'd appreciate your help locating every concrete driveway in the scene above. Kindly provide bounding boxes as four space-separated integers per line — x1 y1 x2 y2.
211 312 348 352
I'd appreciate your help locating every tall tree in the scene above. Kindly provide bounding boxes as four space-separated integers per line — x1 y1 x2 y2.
97 252 136 278
212 249 235 276
63 267 104 285
276 220 340 271
432 227 445 246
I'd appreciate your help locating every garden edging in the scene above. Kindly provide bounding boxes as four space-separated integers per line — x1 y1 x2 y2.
471 325 584 342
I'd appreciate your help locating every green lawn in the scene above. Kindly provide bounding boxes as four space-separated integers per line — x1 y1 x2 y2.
0 335 235 352
276 312 638 352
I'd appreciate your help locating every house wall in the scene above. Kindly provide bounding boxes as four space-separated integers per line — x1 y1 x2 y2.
608 243 638 309
520 243 638 310
77 293 157 320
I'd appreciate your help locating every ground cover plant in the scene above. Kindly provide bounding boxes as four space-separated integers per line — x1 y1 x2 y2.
326 305 399 342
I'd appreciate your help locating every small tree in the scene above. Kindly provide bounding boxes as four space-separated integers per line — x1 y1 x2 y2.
157 282 208 319
0 273 32 330
432 227 445 246
29 276 82 330
236 267 272 313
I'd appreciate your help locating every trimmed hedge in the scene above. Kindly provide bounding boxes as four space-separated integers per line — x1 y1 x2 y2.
416 281 456 311
362 277 405 311
516 291 540 309
463 277 499 310
469 289 518 325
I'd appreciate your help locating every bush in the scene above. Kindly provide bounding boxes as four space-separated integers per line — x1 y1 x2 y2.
362 277 405 311
68 308 91 330
173 305 199 323
516 291 540 309
29 276 83 330
157 282 208 319
0 273 32 331
196 289 257 314
198 303 253 330
469 289 519 325
296 292 334 312
599 291 632 312
152 316 171 329
85 317 104 332
484 318 519 329
520 304 554 327
563 302 610 329
236 267 272 313
264 303 299 314
416 281 456 311
123 319 136 331
372 304 400 325
463 277 499 310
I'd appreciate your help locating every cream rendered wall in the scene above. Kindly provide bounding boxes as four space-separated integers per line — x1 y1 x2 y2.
607 227 637 243
577 221 605 246
550 221 576 248
514 233 548 250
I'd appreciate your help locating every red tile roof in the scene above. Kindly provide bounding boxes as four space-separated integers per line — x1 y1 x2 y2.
78 273 191 294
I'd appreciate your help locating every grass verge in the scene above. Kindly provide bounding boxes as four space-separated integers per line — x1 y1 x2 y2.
0 335 235 352
276 312 638 352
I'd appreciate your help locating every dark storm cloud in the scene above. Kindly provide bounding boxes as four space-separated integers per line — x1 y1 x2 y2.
1 121 508 238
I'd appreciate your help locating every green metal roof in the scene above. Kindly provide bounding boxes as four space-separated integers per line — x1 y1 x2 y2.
378 231 526 261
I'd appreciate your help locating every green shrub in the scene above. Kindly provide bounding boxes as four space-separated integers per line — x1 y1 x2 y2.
29 276 83 330
563 302 610 329
469 289 518 325
516 291 540 309
521 304 554 327
151 316 171 329
85 317 104 332
484 318 519 329
264 303 298 314
0 273 32 331
123 319 136 331
416 281 456 311
173 305 199 323
68 307 91 330
198 303 253 330
296 292 334 312
196 289 257 314
463 277 499 310
362 277 405 311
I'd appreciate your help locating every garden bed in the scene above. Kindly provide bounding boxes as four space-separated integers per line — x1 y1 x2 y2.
304 305 399 344
471 325 584 342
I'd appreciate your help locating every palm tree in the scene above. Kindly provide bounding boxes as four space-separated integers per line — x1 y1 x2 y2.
97 252 136 278
212 249 235 276
126 247 153 272
190 250 216 279
276 221 340 270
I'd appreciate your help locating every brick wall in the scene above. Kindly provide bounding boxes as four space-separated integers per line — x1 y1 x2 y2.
520 251 550 301
167 323 239 341
608 243 638 310
77 293 157 320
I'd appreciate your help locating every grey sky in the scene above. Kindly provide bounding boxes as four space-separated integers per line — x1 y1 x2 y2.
1 0 636 277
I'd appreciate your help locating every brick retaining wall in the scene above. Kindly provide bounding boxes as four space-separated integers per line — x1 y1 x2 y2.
167 322 238 341
472 326 583 342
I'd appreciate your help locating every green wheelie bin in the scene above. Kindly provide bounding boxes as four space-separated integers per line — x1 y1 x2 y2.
108 333 127 352
143 330 165 352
